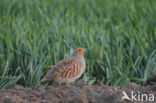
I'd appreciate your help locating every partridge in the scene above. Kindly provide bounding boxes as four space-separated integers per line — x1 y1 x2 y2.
40 48 86 84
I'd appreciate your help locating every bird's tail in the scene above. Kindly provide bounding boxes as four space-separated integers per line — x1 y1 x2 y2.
40 74 51 83
40 68 54 83
40 77 47 83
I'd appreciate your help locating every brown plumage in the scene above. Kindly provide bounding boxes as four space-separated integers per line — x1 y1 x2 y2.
40 48 86 84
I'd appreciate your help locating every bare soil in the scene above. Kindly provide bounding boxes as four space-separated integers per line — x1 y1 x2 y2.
0 80 156 103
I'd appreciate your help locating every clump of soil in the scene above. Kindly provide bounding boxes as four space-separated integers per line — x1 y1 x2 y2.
0 80 156 103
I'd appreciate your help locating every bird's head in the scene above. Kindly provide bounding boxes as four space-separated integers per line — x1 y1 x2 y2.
72 48 86 57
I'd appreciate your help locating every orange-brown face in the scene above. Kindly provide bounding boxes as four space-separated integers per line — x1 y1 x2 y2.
74 48 86 56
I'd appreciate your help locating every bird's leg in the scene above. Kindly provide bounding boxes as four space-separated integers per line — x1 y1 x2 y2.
53 81 62 86
63 82 70 86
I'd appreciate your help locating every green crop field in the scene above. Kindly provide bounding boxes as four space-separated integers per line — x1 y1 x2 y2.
0 0 156 88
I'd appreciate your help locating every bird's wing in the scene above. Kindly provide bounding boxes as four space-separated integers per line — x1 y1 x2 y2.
56 58 83 79
40 57 82 82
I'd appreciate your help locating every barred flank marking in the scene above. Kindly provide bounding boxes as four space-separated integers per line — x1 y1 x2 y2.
78 63 80 75
72 63 75 78
77 63 80 75
75 62 77 76
71 65 74 78
69 63 75 78
76 62 79 76
69 71 72 78
65 69 69 78
78 63 81 75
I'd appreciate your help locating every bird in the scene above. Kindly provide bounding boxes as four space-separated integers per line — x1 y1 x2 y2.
40 47 86 84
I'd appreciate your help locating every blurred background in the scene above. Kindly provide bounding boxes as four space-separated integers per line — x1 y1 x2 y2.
0 0 156 88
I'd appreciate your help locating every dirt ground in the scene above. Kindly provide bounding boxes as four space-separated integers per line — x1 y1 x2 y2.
0 79 156 103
